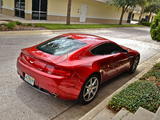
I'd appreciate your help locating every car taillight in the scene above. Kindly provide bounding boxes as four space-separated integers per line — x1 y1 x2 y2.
20 52 24 58
45 64 71 77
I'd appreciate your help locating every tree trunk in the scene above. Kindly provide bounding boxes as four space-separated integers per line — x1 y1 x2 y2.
148 12 152 23
139 7 144 23
119 7 125 25
66 0 72 25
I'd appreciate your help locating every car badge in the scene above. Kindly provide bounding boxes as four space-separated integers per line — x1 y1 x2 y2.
30 61 34 64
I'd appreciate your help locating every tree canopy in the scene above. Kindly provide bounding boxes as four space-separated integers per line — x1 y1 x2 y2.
111 0 139 24
144 3 160 14
112 0 138 8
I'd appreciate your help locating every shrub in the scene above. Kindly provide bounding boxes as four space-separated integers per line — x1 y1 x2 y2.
150 12 160 41
141 22 151 26
15 21 22 25
6 22 16 30
25 23 34 27
108 81 160 113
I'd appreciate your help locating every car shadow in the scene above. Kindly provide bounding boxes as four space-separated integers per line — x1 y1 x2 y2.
15 70 140 119
99 70 140 98
16 82 77 118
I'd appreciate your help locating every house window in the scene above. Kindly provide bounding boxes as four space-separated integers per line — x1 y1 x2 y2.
15 0 25 18
32 0 47 20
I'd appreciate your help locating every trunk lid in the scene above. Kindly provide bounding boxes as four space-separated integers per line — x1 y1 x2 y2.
20 46 67 71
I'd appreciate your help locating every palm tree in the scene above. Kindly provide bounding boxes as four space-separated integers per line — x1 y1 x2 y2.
66 0 72 25
144 3 160 22
138 0 157 23
111 0 138 25
138 0 147 23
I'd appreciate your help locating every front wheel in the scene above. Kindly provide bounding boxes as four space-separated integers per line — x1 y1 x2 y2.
79 74 100 105
129 56 140 73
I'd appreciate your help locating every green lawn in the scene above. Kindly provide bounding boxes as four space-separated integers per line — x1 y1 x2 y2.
35 24 144 30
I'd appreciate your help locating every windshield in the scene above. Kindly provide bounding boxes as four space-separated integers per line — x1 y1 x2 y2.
37 36 87 56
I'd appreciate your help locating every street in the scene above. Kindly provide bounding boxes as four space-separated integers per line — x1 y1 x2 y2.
0 27 160 120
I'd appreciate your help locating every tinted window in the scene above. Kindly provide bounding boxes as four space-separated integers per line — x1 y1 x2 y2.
91 43 125 55
37 36 87 56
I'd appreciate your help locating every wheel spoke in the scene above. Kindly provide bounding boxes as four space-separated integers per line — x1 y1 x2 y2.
92 86 98 90
92 79 97 86
88 92 91 100
89 78 93 85
85 85 89 89
84 89 89 97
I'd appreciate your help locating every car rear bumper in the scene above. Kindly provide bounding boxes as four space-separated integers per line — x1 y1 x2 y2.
17 57 82 100
20 75 58 97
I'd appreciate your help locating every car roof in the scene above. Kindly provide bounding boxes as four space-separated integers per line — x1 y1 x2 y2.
62 33 110 45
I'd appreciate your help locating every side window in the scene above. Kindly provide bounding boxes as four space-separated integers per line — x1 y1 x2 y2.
91 43 125 55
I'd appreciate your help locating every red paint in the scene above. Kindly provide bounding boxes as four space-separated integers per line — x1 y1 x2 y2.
17 33 140 100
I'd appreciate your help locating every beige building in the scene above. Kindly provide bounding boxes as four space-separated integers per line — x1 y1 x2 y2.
0 0 132 24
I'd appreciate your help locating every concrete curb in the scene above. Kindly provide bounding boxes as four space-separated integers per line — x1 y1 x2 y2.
79 53 160 120
0 29 105 35
0 27 146 36
0 30 54 35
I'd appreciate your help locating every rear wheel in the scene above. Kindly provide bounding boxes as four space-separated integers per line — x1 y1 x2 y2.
129 56 140 73
79 74 100 105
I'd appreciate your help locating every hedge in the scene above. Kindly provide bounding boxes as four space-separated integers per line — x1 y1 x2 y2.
150 12 160 41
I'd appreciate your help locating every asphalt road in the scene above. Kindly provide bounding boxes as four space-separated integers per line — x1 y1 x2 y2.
0 27 160 120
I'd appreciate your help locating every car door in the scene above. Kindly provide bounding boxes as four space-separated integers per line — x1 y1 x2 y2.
100 53 121 81
91 42 130 81
108 43 131 74
113 52 130 73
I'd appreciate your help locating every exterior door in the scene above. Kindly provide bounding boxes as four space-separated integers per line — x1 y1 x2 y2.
15 0 25 18
32 0 47 20
80 4 88 22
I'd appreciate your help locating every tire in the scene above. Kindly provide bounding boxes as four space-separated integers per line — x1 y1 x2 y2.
78 74 100 105
129 56 140 73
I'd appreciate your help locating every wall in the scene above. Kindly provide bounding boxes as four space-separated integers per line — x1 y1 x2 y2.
2 0 129 24
47 0 128 23
25 0 32 20
2 0 14 16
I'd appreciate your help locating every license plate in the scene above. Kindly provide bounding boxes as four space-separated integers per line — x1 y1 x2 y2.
24 74 35 86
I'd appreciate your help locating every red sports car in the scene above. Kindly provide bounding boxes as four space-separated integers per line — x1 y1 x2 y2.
17 33 140 104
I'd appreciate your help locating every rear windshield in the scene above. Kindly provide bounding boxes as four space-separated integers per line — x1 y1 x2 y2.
37 36 87 56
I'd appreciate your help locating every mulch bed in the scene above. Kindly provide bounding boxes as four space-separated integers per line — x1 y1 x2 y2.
0 25 46 31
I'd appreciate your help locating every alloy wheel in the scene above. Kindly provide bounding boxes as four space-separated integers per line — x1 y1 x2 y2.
83 77 99 102
132 56 139 71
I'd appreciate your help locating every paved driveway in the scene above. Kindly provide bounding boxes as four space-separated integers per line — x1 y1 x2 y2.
0 27 160 120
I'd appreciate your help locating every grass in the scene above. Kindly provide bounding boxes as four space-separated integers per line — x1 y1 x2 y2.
0 21 144 31
108 81 160 113
140 63 160 83
35 24 144 30
108 62 160 113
